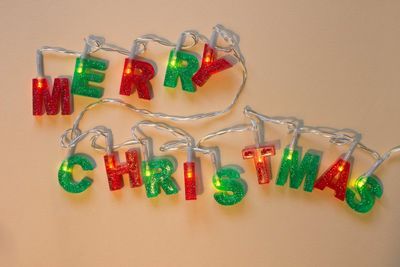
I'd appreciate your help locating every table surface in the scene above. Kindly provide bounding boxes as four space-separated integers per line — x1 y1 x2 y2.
0 0 399 266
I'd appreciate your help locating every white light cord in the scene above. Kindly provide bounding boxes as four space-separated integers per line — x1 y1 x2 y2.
131 120 194 147
197 124 254 147
36 46 83 78
130 120 196 162
61 126 113 157
364 145 400 176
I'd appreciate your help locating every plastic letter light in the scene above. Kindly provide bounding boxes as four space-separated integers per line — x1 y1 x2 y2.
213 167 246 206
276 148 321 192
164 49 199 92
184 161 196 200
104 149 142 191
242 145 276 184
119 58 155 100
58 154 94 193
346 175 383 213
141 158 179 198
192 44 234 87
314 157 351 201
72 57 108 98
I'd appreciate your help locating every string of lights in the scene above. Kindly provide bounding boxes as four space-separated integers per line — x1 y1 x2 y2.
33 25 247 121
33 25 398 214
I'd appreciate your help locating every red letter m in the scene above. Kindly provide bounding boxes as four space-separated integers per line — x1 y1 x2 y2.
32 78 72 115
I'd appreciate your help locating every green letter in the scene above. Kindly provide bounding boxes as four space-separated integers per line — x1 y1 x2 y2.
276 147 321 192
164 49 199 92
58 154 94 193
346 175 383 213
213 167 246 206
141 158 179 198
72 57 108 98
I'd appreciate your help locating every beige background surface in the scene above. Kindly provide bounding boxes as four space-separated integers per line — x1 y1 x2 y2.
0 0 399 266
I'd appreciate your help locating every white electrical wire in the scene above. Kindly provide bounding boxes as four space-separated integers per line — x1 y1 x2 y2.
243 106 382 160
60 126 113 157
130 120 196 162
197 124 254 147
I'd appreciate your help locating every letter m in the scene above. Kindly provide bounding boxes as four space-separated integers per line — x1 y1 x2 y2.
32 78 72 115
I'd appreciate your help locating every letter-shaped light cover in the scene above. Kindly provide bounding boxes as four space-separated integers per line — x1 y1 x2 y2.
184 162 197 200
213 167 246 206
346 175 383 213
58 154 94 193
32 77 71 115
72 57 108 98
141 158 179 198
242 145 276 184
104 149 142 191
120 58 155 100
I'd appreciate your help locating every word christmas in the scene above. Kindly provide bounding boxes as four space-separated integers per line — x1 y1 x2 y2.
56 101 397 214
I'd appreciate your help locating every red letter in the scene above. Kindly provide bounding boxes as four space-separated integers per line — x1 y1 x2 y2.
242 145 276 184
192 44 236 87
32 77 71 115
314 157 351 201
104 149 142 191
119 58 155 100
184 162 196 200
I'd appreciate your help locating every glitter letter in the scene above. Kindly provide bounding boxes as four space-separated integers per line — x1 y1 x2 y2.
104 149 142 191
58 154 94 193
213 167 246 206
314 157 351 201
192 44 235 87
141 158 178 198
72 57 108 98
276 148 321 192
346 175 383 213
119 58 155 100
164 49 199 92
242 145 276 184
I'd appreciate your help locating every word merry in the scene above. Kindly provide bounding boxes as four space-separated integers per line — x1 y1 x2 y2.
32 44 236 116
